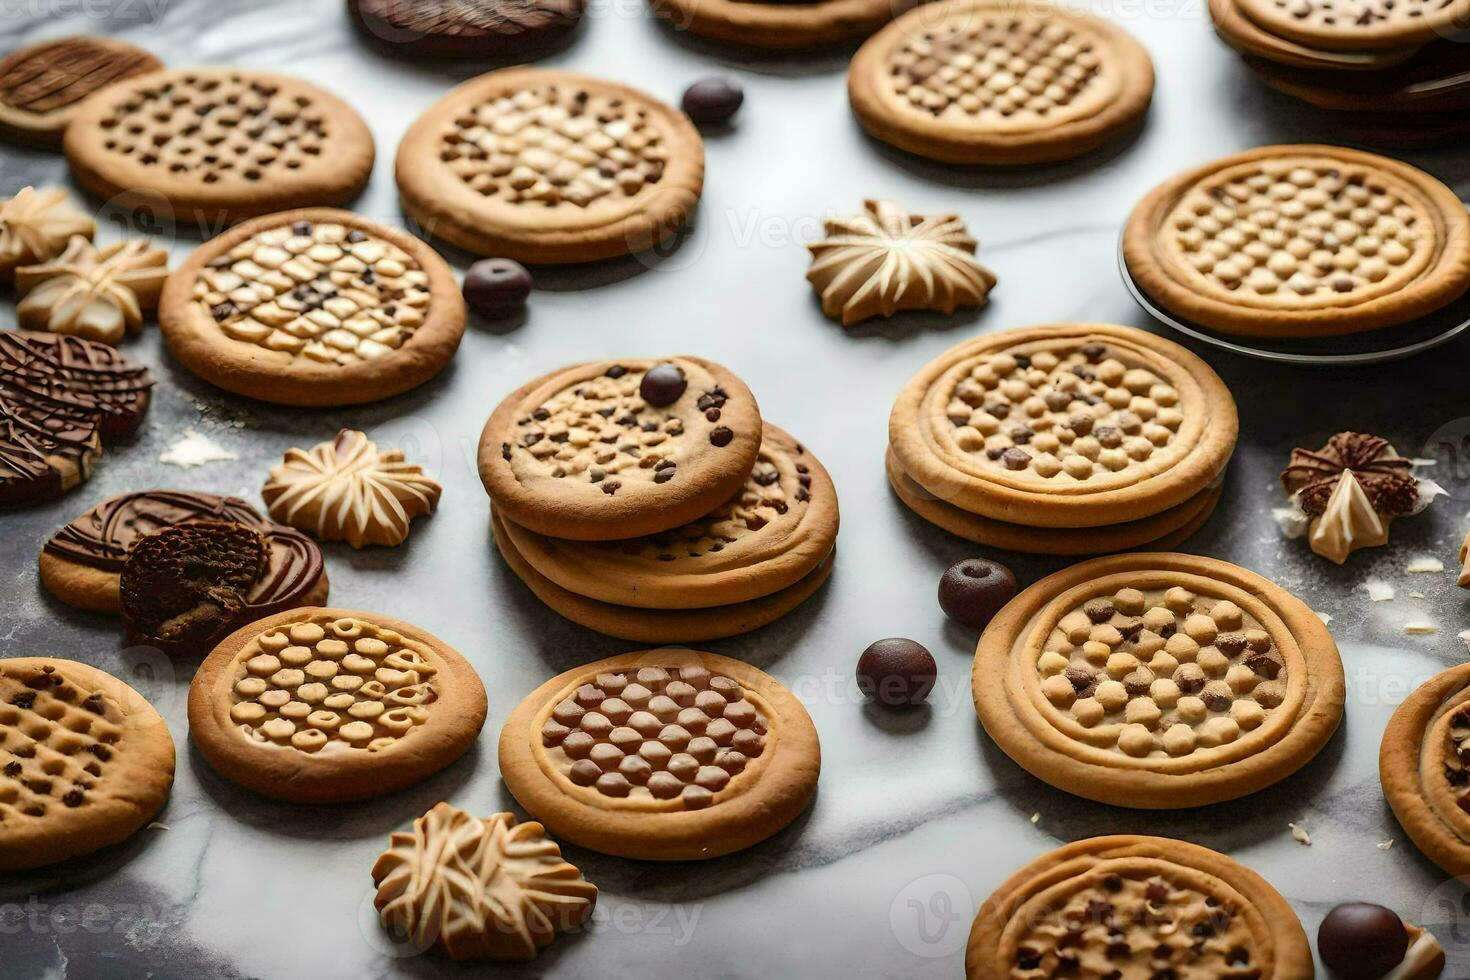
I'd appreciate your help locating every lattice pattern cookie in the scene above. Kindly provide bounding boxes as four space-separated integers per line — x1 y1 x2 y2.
500 650 819 859
501 423 839 609
1381 663 1470 877
1237 0 1470 51
0 658 174 870
965 836 1313 980
975 553 1344 808
0 36 162 146
849 0 1154 165
397 68 703 262
890 324 1237 529
1125 145 1470 337
189 609 486 803
64 68 374 224
159 209 465 406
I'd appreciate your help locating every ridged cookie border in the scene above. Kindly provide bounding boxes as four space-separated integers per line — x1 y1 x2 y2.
1382 661 1470 877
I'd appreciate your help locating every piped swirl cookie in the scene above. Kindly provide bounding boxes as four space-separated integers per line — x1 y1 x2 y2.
159 209 465 406
965 835 1313 979
188 609 487 803
889 324 1237 529
848 0 1155 165
396 68 704 263
64 68 374 226
499 649 820 860
0 658 175 871
973 553 1345 808
1381 662 1470 877
1124 144 1470 337
479 357 761 541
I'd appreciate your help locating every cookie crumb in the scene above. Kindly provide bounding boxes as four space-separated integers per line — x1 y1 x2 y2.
1410 591 1426 599
1288 822 1311 846
1460 629 1470 653
148 822 169 831
1377 839 1393 851
1406 556 1445 573
1361 579 1395 602
160 428 237 469
1314 610 1333 625
1029 812 1040 825
1404 621 1439 636
1272 506 1309 540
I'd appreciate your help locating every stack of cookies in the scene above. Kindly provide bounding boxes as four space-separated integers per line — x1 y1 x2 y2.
886 324 1238 555
479 357 839 642
1209 0 1470 142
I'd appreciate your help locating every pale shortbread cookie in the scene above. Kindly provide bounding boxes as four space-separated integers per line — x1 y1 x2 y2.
973 553 1345 808
396 68 703 263
0 658 174 870
0 37 161 147
499 649 819 860
965 836 1313 979
0 187 95 282
848 0 1155 165
17 238 168 345
1124 144 1470 338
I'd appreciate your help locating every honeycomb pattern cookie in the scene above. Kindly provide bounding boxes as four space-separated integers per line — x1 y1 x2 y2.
397 68 703 263
480 357 762 541
500 423 839 609
159 209 465 407
0 658 174 870
1382 662 1470 877
189 609 487 803
499 650 819 859
965 836 1313 980
0 36 162 147
64 68 374 225
1125 144 1470 338
974 553 1344 808
889 324 1237 529
849 0 1154 165
1237 0 1470 52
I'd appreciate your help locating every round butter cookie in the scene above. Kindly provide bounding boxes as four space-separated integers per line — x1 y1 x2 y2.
0 36 162 147
1124 144 1470 338
396 68 703 263
1380 662 1470 877
499 649 819 860
348 0 586 57
973 553 1344 808
649 0 908 50
888 324 1237 529
1207 0 1422 72
64 68 374 226
492 509 834 642
501 423 837 609
885 447 1223 555
0 658 175 870
1236 0 1470 52
847 0 1155 165
965 835 1312 979
479 356 761 541
189 609 487 803
159 209 465 406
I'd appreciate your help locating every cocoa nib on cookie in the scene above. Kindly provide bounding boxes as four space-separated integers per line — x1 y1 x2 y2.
119 522 266 656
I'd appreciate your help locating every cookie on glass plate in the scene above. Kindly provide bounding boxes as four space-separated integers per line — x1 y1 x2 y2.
189 608 487 803
396 68 703 263
1124 144 1470 338
0 36 162 147
649 0 908 50
0 658 175 871
965 836 1312 979
479 356 760 541
158 209 465 406
848 0 1154 165
499 649 819 860
974 552 1345 808
64 68 374 226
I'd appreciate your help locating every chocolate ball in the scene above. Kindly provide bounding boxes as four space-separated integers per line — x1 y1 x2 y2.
938 558 1017 629
681 77 743 125
1318 903 1409 979
640 363 687 406
463 258 531 318
857 639 936 706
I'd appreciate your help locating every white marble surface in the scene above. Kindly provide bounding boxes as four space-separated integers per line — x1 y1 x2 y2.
3 1 1470 977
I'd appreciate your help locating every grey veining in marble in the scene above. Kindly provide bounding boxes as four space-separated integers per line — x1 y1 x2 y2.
3 1 1470 978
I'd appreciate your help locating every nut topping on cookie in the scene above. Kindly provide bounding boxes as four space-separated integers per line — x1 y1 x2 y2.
806 200 996 327
16 237 168 345
0 187 96 281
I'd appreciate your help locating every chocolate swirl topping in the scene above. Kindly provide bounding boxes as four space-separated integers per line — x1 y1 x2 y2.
46 489 324 610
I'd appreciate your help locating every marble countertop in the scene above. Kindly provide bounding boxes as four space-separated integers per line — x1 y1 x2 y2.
4 1 1470 977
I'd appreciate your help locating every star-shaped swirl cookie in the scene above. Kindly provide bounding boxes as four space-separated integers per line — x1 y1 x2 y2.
371 803 597 961
0 187 95 282
262 428 442 548
806 199 997 327
16 236 168 345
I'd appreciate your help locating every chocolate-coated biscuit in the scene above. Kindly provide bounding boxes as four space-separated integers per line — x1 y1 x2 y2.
0 36 162 147
348 0 585 57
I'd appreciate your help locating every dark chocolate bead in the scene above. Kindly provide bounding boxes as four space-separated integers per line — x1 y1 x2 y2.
938 558 1017 630
1318 903 1409 980
856 638 936 706
640 363 687 406
463 258 531 319
681 77 743 125
709 426 733 447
